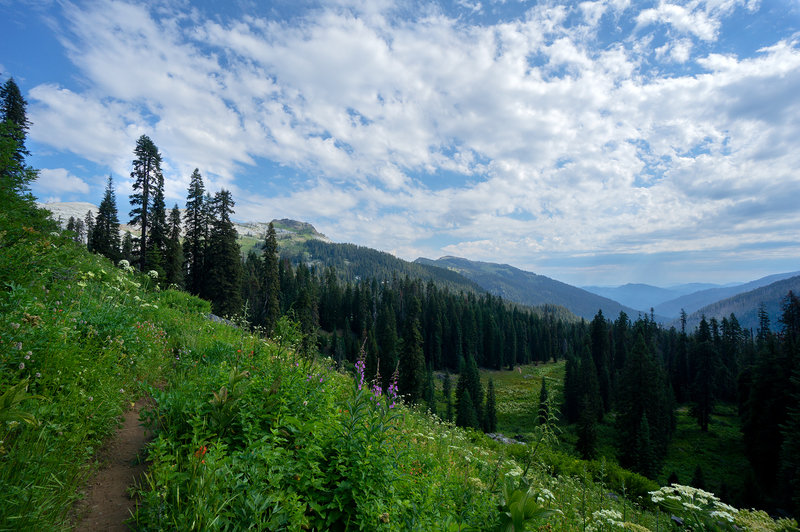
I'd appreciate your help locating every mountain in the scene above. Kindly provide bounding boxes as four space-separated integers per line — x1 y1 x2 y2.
416 256 647 321
581 283 685 311
679 275 800 332
287 240 487 296
655 271 800 318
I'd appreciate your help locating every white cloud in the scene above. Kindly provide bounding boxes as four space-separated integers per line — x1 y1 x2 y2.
35 168 90 194
22 0 800 284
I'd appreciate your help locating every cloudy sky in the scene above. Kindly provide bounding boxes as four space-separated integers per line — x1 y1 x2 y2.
2 0 800 287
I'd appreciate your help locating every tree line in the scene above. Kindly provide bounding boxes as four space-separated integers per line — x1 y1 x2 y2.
561 299 800 515
7 73 797 517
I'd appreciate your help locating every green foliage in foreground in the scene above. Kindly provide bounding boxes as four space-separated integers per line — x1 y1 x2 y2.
1 197 797 531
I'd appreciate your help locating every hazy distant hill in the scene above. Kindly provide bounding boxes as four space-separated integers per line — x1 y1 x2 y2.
655 271 800 318
679 275 800 332
581 283 685 311
416 256 647 321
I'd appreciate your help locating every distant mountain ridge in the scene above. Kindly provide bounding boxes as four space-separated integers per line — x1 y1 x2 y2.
416 256 648 321
678 275 800 332
654 271 800 318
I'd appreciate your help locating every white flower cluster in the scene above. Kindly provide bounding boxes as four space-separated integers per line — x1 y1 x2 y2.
591 509 625 529
147 270 158 279
649 484 738 524
118 259 135 273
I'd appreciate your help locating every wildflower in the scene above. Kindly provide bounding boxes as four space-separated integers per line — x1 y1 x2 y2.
119 388 124 393
14 342 22 350
303 400 308 406
19 362 25 370
10 322 20 329
35 372 41 378
88 396 93 402
24 352 31 360
147 270 158 279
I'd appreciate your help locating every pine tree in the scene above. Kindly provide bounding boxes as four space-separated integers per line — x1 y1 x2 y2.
261 222 281 333
183 169 206 295
398 297 425 403
691 316 718 432
163 204 184 287
129 135 163 271
423 365 436 415
456 389 478 429
538 376 549 426
146 179 167 279
377 298 399 391
484 377 497 433
84 210 95 251
121 231 134 262
0 77 30 166
442 371 453 421
90 176 121 261
204 190 242 316
635 414 656 478
576 393 598 459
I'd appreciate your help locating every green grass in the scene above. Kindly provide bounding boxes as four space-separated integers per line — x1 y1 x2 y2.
480 361 565 436
1 200 795 531
658 404 754 507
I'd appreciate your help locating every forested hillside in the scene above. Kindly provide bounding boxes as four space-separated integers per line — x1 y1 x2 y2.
417 256 646 321
679 275 800 331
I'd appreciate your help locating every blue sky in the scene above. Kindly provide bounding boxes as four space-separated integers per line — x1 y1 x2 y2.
2 0 800 287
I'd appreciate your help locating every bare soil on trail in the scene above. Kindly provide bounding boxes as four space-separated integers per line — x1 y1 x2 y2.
73 398 152 531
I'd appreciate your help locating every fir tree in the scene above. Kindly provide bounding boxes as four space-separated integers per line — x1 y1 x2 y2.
261 222 281 333
423 365 436 415
84 210 95 251
0 77 30 166
377 298 399 391
635 414 656 478
691 316 718 432
538 376 549 426
90 176 121 261
456 389 478 429
183 169 207 295
484 377 497 433
398 297 425 403
129 135 163 271
442 371 453 421
576 393 598 459
163 204 184 287
121 231 134 263
205 190 242 316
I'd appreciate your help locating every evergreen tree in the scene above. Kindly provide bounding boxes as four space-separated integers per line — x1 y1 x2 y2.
423 365 436 415
399 297 425 403
691 465 706 490
456 389 478 429
84 210 95 251
0 77 30 166
163 204 184 287
591 310 611 413
377 298 399 391
538 376 549 425
205 190 242 316
129 135 163 271
615 331 673 474
261 222 281 333
484 377 497 433
691 316 718 432
121 231 134 262
442 371 453 421
90 175 121 261
576 393 598 459
183 168 207 295
146 179 167 278
635 414 656 478
563 354 581 423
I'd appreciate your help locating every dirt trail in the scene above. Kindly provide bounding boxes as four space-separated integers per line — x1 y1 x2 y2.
74 398 152 531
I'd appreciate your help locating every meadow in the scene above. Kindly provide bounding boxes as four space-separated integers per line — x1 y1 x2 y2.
1 201 796 530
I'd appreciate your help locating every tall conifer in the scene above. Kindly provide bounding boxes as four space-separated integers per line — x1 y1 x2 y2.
183 168 206 295
129 135 163 271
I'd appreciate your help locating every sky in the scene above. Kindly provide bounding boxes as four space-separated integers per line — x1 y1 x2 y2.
2 0 800 287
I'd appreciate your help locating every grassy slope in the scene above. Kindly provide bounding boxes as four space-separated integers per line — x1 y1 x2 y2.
1 203 793 530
